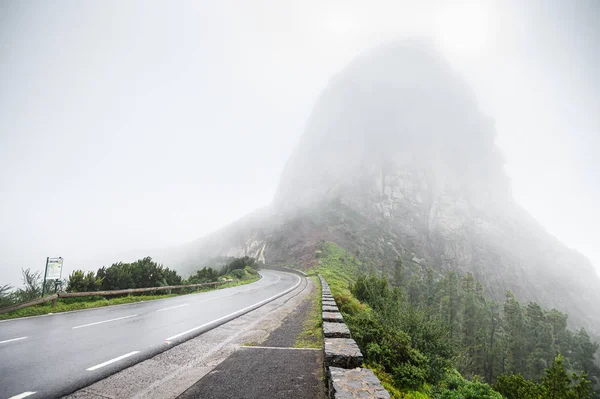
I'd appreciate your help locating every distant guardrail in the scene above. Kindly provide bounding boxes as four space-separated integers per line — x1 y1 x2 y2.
0 280 230 315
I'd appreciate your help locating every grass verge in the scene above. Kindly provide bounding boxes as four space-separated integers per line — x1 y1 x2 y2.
314 242 364 315
311 242 427 399
0 274 261 321
294 275 323 348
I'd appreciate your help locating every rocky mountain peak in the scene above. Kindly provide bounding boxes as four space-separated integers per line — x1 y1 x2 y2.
170 41 600 335
275 41 510 213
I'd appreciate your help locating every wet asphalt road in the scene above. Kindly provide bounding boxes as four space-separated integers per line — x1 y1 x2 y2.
0 270 301 399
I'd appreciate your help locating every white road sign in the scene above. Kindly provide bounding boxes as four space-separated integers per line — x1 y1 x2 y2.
46 257 63 280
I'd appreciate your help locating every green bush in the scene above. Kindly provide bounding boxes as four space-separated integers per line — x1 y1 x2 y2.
230 269 245 279
67 270 103 292
431 370 502 399
188 266 219 284
393 361 429 390
221 256 256 275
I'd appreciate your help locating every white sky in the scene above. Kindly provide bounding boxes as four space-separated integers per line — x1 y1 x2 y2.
0 0 598 286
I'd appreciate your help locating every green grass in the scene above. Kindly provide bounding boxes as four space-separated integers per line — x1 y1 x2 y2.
313 242 365 315
312 242 432 399
0 274 261 321
294 275 323 348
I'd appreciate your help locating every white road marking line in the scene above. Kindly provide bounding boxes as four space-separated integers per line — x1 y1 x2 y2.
0 336 27 344
156 303 189 312
8 392 37 399
72 314 138 329
184 272 279 306
165 273 302 341
86 351 140 371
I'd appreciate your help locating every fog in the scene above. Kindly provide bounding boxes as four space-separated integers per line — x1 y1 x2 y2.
0 0 598 288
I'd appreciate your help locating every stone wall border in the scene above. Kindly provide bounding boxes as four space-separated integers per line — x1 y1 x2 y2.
318 275 390 399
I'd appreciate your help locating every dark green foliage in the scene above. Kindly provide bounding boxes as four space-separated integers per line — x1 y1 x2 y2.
494 373 544 399
352 274 394 311
0 284 14 307
317 242 600 398
92 257 183 291
494 355 593 399
230 269 245 279
188 266 219 284
431 371 503 399
542 354 573 399
571 328 600 386
220 256 256 275
67 270 103 292
58 256 255 293
349 274 453 389
391 267 600 391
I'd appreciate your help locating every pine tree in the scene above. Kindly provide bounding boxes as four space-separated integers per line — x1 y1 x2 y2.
439 272 461 344
541 355 572 399
504 291 527 374
524 302 555 379
571 328 600 385
393 257 404 287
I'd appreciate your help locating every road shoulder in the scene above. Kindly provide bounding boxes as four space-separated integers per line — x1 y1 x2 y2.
177 275 326 399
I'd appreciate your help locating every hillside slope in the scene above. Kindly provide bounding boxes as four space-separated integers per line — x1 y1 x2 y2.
168 41 600 333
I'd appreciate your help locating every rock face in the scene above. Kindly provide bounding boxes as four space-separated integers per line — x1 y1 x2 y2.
170 41 600 334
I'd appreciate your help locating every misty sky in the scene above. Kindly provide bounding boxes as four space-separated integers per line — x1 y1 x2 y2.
1 1 599 287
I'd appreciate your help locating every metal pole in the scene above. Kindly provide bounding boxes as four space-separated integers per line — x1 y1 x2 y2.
42 257 49 297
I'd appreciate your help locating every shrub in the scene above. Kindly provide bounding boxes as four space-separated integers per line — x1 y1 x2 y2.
67 270 102 292
188 267 219 284
432 370 502 399
230 269 245 279
0 284 14 307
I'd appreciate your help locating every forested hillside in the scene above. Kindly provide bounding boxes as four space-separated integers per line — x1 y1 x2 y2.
315 241 599 398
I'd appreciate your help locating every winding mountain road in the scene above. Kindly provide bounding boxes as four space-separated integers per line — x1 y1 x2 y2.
0 270 302 399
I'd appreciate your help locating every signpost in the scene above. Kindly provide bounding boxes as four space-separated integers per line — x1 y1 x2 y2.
42 257 63 296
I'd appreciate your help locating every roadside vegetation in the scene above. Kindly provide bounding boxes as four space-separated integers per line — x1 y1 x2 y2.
313 242 598 399
294 274 323 348
0 256 260 320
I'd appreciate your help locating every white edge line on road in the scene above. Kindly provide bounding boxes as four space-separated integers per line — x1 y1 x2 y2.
0 336 27 344
72 314 138 329
156 303 189 312
165 273 302 341
86 351 140 371
8 392 37 399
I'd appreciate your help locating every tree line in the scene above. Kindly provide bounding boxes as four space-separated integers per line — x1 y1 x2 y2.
346 255 599 397
66 256 257 292
0 256 258 305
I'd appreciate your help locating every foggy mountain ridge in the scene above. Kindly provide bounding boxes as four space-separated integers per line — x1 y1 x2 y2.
166 41 600 334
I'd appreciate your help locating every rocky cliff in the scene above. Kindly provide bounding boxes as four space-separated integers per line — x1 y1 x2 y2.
170 41 600 333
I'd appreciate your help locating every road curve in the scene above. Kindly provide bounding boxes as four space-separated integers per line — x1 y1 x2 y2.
0 270 302 399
